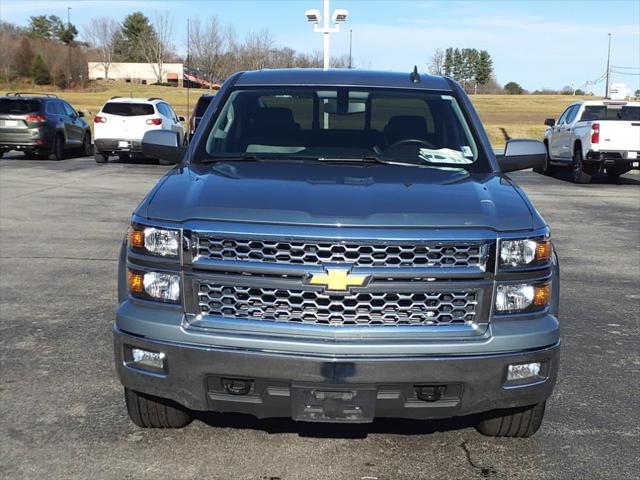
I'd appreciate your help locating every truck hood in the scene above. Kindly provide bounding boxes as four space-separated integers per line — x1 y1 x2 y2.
143 161 534 231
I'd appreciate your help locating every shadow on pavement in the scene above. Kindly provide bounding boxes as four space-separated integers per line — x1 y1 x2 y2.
192 410 479 438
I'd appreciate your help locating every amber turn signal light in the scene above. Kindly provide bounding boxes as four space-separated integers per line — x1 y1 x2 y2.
533 282 551 307
535 240 551 263
129 227 144 249
127 270 144 294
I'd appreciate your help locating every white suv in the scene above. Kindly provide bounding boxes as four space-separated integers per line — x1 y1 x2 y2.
93 97 185 164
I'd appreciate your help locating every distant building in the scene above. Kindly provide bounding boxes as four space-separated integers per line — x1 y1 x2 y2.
88 62 184 85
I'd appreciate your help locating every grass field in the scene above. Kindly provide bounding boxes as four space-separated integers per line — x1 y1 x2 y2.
2 81 593 147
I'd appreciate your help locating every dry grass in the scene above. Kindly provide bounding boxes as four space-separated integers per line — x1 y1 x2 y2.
2 81 590 147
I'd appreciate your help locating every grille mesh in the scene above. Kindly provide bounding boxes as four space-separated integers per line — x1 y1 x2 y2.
196 237 485 268
198 283 478 326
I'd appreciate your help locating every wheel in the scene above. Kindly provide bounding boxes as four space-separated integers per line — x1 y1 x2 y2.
571 148 591 184
124 388 192 428
534 143 556 176
94 150 108 163
475 402 546 438
48 134 65 161
81 132 92 157
0 150 4 159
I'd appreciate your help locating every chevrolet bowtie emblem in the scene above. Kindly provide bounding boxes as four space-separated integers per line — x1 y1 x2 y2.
308 267 369 292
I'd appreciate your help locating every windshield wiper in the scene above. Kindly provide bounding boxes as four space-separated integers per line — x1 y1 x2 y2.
200 153 322 164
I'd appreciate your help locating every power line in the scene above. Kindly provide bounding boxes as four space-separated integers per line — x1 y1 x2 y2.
611 70 640 76
611 65 640 70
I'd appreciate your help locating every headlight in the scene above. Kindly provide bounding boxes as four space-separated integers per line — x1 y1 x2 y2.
128 270 181 303
499 238 550 268
129 225 179 257
495 282 550 313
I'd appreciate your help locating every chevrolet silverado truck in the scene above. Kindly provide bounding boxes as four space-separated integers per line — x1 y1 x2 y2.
115 69 560 437
540 99 640 183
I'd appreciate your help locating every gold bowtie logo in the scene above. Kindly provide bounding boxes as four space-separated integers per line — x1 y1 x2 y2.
308 268 369 292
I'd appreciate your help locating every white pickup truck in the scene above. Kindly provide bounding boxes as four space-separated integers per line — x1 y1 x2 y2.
540 100 640 183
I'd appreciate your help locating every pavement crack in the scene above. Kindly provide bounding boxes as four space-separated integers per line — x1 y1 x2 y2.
460 441 498 478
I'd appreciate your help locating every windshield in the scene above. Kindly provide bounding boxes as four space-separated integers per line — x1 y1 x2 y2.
197 87 487 170
581 105 640 121
102 102 154 116
0 99 41 114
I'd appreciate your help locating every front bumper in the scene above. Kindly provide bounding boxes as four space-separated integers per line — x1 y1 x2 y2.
114 327 559 421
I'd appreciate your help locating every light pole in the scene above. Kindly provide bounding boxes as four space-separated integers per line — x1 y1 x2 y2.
305 0 348 70
348 29 352 69
605 33 611 98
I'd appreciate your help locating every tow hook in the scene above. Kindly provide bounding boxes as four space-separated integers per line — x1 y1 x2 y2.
416 385 445 402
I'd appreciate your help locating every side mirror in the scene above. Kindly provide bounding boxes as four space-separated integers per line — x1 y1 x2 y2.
77 111 85 118
178 116 185 122
142 130 185 164
544 118 555 127
496 139 546 173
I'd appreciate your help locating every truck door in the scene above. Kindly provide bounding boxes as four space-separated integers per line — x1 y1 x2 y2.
554 105 578 160
549 106 571 159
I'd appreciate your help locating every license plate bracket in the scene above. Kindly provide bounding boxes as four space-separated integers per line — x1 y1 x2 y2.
118 140 130 149
291 385 376 423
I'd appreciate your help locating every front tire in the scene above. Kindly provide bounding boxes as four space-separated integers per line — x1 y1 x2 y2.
95 150 108 163
124 388 192 428
571 148 591 184
81 132 92 157
534 142 556 176
475 402 546 438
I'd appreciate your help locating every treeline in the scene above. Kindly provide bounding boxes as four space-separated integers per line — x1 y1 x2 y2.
0 12 350 88
0 19 87 87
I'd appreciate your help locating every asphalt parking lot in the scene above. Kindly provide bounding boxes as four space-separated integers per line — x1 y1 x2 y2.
1 152 638 480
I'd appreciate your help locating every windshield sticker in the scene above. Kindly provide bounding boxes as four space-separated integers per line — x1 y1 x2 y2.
418 148 473 164
461 146 473 158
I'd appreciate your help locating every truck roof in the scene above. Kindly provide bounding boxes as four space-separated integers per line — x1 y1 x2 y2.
577 100 640 106
235 68 453 91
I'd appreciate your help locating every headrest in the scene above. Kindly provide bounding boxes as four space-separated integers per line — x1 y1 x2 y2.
250 107 298 133
384 115 428 144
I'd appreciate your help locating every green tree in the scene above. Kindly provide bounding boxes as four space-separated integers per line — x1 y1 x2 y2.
115 11 155 61
30 54 51 84
443 47 453 77
27 15 77 43
504 81 524 95
452 48 463 81
27 15 54 39
475 50 493 85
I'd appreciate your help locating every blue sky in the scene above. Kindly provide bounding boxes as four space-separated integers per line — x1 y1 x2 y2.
1 0 638 94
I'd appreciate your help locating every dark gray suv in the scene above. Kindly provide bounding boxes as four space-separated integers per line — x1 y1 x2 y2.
0 93 92 160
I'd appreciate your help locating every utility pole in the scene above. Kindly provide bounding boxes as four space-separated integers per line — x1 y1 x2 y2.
605 33 611 98
349 29 352 69
67 7 72 88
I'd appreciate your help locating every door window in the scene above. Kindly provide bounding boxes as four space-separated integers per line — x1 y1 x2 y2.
557 106 572 125
62 102 77 117
565 105 580 124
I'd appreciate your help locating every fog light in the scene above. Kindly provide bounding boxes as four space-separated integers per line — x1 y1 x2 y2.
507 362 541 381
131 347 165 371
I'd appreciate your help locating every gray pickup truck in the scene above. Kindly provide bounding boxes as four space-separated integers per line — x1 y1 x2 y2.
115 69 560 437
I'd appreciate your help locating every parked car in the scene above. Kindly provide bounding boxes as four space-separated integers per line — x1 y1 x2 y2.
93 97 185 164
0 92 91 160
115 69 559 438
540 99 640 183
189 93 215 138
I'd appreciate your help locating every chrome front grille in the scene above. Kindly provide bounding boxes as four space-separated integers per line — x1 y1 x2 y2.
197 283 479 326
196 236 486 268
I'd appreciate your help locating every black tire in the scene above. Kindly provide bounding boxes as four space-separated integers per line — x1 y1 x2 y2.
0 150 4 159
81 132 92 157
124 388 192 428
94 150 108 163
571 148 591 184
475 402 546 438
48 134 65 161
534 142 556 176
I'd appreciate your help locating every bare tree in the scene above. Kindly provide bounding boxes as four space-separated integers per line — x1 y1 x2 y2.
140 12 173 83
428 48 445 76
241 29 274 70
0 30 14 81
189 16 234 82
83 17 120 78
